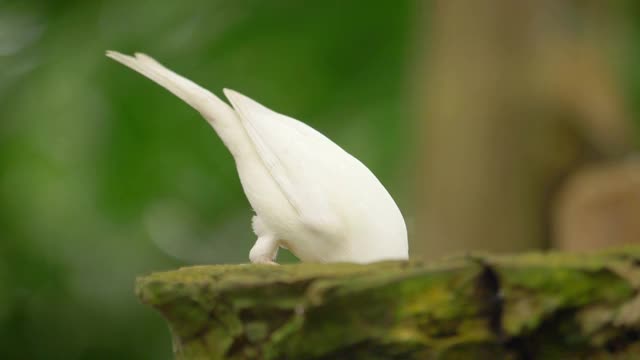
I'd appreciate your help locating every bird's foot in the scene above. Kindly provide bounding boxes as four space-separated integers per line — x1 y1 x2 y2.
249 229 279 265
251 257 279 265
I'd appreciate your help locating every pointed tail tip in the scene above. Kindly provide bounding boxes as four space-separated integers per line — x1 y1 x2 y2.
106 50 142 61
105 50 129 62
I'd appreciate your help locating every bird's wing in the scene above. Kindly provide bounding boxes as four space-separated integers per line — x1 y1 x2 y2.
224 89 342 235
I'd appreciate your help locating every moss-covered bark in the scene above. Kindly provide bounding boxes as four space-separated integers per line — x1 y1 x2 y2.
136 248 640 359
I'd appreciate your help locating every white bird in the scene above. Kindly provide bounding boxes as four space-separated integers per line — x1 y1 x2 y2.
106 51 408 264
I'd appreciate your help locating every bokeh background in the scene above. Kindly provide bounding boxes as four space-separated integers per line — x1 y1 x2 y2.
1 0 639 358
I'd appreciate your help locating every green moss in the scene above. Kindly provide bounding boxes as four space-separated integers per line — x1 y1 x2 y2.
136 247 640 359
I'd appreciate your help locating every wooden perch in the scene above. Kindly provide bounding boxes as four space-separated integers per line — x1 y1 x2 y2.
136 248 640 359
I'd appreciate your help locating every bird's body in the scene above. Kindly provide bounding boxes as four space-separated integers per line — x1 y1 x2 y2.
106 51 408 263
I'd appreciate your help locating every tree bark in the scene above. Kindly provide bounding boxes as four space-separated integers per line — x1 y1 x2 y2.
137 248 640 359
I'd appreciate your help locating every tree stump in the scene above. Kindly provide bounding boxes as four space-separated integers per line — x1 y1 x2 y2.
136 248 640 359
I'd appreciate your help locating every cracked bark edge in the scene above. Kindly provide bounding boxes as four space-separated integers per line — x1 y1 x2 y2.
136 247 640 359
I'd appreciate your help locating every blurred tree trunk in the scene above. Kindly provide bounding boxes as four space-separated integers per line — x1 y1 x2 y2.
553 160 640 251
413 0 634 260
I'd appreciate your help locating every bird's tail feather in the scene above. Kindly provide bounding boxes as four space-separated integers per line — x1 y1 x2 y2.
105 51 248 157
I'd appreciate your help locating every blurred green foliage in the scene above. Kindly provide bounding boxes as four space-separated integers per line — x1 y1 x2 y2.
0 0 415 358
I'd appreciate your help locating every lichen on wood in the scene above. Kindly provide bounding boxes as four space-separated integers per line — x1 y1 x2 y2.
136 248 640 359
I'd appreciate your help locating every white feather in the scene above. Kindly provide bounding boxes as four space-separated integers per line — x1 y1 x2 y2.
106 51 408 263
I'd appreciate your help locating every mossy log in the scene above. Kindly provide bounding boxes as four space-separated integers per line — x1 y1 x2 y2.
136 248 640 359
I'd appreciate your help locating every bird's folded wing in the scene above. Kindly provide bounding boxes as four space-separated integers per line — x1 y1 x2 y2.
224 89 341 235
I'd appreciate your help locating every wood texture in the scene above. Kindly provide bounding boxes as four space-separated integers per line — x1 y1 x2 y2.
137 248 640 359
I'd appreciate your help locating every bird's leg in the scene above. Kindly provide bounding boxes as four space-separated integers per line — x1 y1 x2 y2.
249 215 279 264
249 235 279 265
